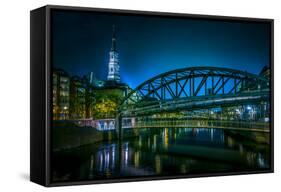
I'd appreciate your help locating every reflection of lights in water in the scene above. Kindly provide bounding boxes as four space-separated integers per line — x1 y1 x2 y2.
90 155 94 171
89 155 94 179
153 135 157 150
134 151 140 168
239 144 244 154
227 137 234 147
99 153 103 171
61 126 269 179
96 144 116 173
211 128 214 141
246 152 256 165
258 153 266 168
163 128 169 149
180 164 187 174
105 151 109 169
155 155 162 174
124 142 129 166
112 145 115 169
191 128 197 136
221 132 225 142
138 136 142 147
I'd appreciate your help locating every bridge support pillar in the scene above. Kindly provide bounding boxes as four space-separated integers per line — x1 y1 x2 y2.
116 113 123 141
116 113 123 172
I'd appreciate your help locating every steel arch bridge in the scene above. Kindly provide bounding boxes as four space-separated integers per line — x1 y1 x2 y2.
119 66 269 116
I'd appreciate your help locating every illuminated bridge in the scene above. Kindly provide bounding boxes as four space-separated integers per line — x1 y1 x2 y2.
115 66 270 134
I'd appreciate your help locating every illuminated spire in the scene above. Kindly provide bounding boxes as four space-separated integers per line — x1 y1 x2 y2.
107 25 120 82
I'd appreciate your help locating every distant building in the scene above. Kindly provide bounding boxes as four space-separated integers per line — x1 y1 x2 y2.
85 85 96 118
69 76 86 119
53 69 70 120
237 66 270 93
94 82 129 98
259 66 270 121
88 72 105 88
260 65 270 80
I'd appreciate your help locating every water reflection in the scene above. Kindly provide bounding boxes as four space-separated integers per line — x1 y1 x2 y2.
52 127 270 182
95 144 116 173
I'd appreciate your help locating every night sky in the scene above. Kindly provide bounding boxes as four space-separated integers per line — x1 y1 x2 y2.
51 10 271 89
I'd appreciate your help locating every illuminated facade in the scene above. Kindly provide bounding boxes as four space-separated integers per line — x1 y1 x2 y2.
107 25 120 82
53 69 70 120
69 76 86 119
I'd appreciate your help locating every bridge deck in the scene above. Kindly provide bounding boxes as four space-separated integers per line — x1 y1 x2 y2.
121 91 269 116
122 124 269 133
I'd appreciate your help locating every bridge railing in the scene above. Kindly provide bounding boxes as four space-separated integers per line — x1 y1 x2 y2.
122 119 270 132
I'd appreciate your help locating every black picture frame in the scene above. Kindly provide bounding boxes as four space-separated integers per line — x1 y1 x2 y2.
30 5 274 187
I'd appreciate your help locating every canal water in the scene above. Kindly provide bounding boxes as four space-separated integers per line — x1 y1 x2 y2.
51 127 270 182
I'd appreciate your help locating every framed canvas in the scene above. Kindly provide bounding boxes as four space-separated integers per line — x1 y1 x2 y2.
30 5 274 187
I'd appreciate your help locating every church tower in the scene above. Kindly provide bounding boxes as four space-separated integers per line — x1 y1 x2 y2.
107 25 120 82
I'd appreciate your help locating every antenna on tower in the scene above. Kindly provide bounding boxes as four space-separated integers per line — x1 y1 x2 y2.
111 25 116 51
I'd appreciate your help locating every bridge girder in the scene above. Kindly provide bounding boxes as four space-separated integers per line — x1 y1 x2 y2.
121 91 269 116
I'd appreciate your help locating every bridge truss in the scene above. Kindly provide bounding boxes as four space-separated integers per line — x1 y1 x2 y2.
119 67 269 116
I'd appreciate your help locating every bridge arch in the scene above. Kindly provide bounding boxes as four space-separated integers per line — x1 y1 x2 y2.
119 67 269 116
122 67 268 104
